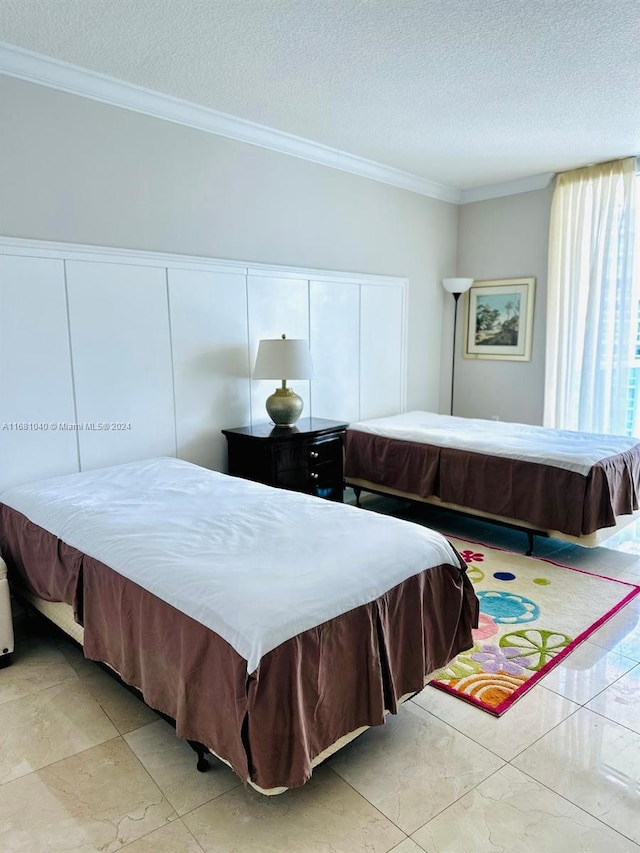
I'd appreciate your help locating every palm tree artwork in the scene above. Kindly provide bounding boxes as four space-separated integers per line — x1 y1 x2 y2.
474 293 520 347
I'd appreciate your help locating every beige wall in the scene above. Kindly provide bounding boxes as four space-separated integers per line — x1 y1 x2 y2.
451 186 554 424
0 75 459 414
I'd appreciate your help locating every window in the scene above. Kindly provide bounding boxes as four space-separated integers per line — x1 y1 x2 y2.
545 158 639 436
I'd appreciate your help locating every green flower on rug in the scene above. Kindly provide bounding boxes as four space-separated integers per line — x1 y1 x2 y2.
433 644 484 680
466 565 485 584
500 629 572 670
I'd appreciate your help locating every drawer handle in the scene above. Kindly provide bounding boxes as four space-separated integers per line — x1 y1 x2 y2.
309 451 319 459
309 472 319 480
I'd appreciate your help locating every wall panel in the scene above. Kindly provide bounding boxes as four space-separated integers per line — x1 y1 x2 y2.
169 268 250 472
66 260 175 470
360 285 405 419
309 280 360 422
0 255 78 490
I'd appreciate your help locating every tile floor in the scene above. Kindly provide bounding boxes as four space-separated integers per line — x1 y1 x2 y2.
1 492 639 852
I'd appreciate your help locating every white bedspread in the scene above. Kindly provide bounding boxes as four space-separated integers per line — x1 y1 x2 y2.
0 457 458 673
348 411 639 476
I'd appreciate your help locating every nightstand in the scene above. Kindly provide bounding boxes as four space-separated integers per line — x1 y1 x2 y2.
222 418 348 502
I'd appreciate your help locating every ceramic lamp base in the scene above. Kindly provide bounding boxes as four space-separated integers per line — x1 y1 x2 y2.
265 387 303 427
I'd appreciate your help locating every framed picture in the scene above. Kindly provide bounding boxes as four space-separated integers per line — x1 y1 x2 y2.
463 277 535 361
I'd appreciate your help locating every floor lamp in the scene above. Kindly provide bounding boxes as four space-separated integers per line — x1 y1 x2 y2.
442 278 474 415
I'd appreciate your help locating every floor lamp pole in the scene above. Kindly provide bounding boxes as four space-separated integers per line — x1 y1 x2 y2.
450 292 461 416
442 277 473 417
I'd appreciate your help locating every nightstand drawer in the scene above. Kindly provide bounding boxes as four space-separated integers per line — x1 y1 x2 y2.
306 437 342 467
274 436 342 471
278 460 341 497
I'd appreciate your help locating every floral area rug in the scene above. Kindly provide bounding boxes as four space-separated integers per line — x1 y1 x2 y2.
430 537 640 715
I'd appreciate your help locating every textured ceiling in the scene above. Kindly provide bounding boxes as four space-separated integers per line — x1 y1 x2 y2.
1 0 639 191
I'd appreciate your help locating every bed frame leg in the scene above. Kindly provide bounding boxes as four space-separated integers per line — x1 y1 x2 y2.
353 486 362 507
526 531 534 556
187 739 210 772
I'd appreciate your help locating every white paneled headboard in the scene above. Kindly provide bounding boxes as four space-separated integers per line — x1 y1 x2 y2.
0 237 407 491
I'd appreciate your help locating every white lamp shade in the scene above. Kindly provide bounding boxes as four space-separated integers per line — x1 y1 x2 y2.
253 337 314 380
442 277 474 294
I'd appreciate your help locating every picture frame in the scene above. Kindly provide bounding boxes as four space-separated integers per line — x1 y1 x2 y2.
463 277 535 361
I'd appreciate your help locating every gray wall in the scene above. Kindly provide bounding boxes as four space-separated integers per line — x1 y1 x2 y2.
451 186 554 424
0 76 459 414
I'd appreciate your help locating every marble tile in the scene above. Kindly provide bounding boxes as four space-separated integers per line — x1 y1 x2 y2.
539 639 637 705
182 765 405 853
80 666 159 734
588 593 640 662
412 681 580 761
116 820 205 852
601 518 640 555
328 701 504 835
57 637 101 677
390 840 424 853
125 718 240 814
543 544 640 578
0 636 78 705
607 552 640 571
612 558 640 578
512 707 640 844
411 764 638 852
0 679 118 783
616 570 640 586
0 738 176 853
586 663 640 733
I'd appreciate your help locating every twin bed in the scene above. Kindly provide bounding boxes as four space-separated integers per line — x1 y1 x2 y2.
345 411 640 553
0 456 477 794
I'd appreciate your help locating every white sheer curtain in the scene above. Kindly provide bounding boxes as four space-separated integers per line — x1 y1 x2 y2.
544 158 638 434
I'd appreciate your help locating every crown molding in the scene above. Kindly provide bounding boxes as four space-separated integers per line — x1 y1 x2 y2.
459 172 555 204
0 42 462 204
1 42 568 205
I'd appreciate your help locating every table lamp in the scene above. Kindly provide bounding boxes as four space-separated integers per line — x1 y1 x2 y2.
253 334 314 426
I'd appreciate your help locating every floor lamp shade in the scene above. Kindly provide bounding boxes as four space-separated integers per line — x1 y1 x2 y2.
442 278 474 295
442 278 474 415
253 334 314 427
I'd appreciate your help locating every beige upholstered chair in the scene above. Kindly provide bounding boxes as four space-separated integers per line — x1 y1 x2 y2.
0 554 14 667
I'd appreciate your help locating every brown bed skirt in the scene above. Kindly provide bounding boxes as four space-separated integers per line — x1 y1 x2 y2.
344 430 640 537
0 504 478 792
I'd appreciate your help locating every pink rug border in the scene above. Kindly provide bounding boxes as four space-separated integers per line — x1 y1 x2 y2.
431 536 640 716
